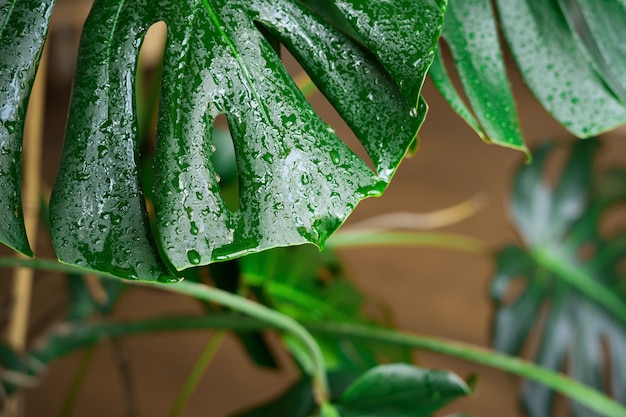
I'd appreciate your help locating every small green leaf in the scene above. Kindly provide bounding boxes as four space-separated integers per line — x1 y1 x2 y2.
0 0 55 256
496 0 626 137
240 245 411 372
492 139 626 417
336 364 471 417
435 0 526 153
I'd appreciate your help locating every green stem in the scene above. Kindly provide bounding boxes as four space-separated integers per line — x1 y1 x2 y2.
532 247 626 326
168 331 226 417
57 347 97 417
144 280 329 403
29 313 626 417
0 258 329 403
326 231 491 256
306 322 626 417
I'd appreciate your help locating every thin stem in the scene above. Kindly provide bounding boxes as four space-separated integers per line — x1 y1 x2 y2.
168 331 226 417
29 313 626 417
532 247 626 326
307 322 626 417
57 347 97 417
145 280 329 403
326 230 492 257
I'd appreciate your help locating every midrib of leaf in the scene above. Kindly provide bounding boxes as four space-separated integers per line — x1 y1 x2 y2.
200 0 272 122
532 246 626 327
0 0 18 39
103 0 127 82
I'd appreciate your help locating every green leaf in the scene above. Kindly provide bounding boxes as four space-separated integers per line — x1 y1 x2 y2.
67 276 127 320
556 0 626 103
49 0 441 281
240 245 411 372
0 0 55 256
335 364 471 417
433 0 526 153
492 139 626 417
496 0 626 137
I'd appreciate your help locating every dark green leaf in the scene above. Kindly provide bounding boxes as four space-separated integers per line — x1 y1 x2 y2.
67 276 127 320
234 372 358 417
240 245 411 372
496 0 626 137
335 364 471 417
434 0 526 153
492 139 626 417
49 0 440 281
0 0 55 256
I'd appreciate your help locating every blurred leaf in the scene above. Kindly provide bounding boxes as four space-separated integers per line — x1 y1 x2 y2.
0 0 55 256
67 276 127 320
233 372 357 417
496 0 626 137
240 245 411 372
492 139 626 417
48 0 441 281
335 364 471 417
432 0 526 153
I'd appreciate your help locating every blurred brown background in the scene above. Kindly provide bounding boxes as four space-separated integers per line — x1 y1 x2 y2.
2 0 626 416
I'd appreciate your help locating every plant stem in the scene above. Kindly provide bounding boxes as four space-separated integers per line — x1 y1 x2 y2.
57 347 97 417
326 230 491 256
532 246 626 326
168 331 226 417
146 280 329 404
4 257 625 416
306 322 626 417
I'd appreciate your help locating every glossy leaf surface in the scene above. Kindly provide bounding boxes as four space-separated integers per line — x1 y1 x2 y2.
49 0 441 281
432 0 525 152
335 364 470 417
496 0 626 137
492 140 626 417
240 245 411 372
0 0 55 256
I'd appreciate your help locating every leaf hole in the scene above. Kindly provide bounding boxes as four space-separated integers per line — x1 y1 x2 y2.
280 46 377 174
576 242 597 262
599 202 626 239
136 21 167 146
212 114 239 213
501 276 527 306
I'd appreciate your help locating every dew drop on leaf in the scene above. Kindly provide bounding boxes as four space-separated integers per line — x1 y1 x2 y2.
187 249 201 265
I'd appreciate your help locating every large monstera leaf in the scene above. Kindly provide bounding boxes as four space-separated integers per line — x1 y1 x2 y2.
46 0 444 281
491 139 626 417
0 0 55 256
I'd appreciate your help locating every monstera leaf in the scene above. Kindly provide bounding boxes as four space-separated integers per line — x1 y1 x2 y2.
240 245 411 372
0 0 55 256
430 0 626 148
491 139 626 417
44 0 444 281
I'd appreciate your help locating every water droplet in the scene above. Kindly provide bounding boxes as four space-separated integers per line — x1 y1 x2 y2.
409 108 419 118
215 173 221 183
330 150 340 165
326 125 335 134
187 249 201 265
196 191 204 200
190 222 199 235
366 92 374 101
262 153 274 164
97 145 108 158
111 214 121 225
211 144 217 152
301 173 310 185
